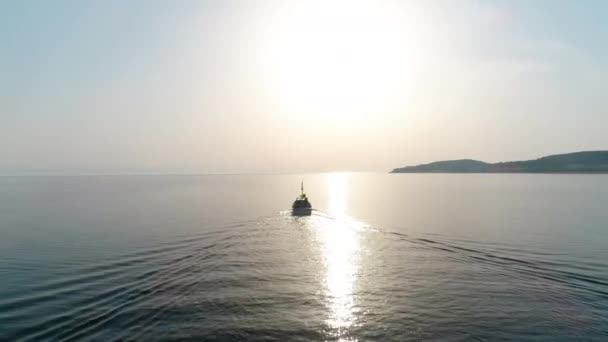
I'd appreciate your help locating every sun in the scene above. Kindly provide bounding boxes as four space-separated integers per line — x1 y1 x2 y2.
260 0 421 122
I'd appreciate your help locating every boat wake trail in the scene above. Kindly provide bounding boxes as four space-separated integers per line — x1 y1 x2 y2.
374 228 608 301
2 210 606 341
286 209 608 302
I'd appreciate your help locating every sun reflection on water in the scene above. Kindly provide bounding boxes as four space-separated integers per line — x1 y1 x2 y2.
314 173 361 339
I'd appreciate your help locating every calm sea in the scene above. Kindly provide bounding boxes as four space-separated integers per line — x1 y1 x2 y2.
1 174 607 341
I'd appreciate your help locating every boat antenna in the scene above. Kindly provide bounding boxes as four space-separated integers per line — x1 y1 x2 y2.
301 181 304 195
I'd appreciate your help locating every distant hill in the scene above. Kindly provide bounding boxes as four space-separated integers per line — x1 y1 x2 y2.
390 151 608 173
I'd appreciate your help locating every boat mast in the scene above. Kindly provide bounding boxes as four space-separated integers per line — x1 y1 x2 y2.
301 181 304 196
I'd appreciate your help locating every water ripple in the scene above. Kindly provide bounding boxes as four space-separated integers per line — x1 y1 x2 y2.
1 213 607 341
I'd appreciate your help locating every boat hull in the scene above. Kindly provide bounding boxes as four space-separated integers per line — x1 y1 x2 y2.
291 207 312 216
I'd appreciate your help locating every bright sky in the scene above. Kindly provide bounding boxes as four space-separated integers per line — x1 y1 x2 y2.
1 0 607 174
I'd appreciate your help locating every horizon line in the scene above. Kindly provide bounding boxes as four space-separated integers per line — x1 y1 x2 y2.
0 171 379 177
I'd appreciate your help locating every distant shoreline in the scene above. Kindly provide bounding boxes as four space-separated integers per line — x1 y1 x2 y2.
390 171 608 174
390 151 608 174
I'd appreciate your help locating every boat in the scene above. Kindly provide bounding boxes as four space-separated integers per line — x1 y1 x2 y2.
292 181 312 216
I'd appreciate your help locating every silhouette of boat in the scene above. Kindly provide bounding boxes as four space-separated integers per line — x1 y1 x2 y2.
292 181 312 216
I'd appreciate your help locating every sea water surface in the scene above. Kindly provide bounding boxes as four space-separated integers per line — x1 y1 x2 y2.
0 173 607 341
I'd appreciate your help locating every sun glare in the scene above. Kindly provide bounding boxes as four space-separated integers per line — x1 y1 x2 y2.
309 173 360 336
262 0 421 121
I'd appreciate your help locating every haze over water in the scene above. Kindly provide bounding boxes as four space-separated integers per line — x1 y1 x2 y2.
3 0 608 174
1 173 607 341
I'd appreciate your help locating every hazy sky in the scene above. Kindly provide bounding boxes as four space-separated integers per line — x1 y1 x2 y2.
2 0 607 174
